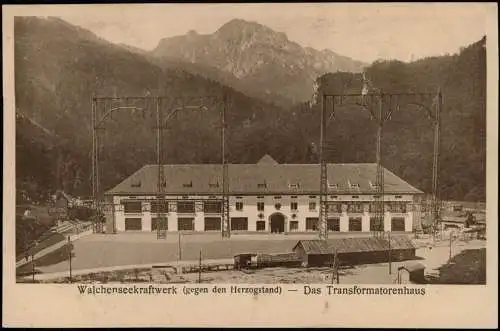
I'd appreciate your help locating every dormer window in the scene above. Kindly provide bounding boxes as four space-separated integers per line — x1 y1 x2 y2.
370 181 379 189
350 183 360 189
289 182 300 189
131 180 141 188
328 182 339 189
257 181 267 189
209 182 219 188
183 181 193 188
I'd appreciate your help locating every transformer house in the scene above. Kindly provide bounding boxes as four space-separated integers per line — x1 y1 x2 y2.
105 154 423 234
293 235 417 267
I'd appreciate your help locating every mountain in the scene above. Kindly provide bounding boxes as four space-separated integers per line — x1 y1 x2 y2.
15 17 300 199
151 19 367 106
15 17 486 203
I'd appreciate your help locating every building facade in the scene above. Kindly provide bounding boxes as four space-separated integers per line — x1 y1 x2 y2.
105 155 423 234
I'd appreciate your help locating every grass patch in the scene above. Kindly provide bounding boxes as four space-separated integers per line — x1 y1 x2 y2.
426 248 486 284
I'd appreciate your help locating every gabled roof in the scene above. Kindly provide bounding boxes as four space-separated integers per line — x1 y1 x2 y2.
105 155 424 196
55 190 74 202
293 236 416 255
257 154 279 165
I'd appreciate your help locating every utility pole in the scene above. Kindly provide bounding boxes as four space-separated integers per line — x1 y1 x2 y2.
91 95 216 238
156 97 167 240
432 88 442 238
68 236 72 283
31 253 35 283
198 250 202 284
320 86 442 243
449 231 453 261
388 230 392 275
178 231 182 261
375 90 385 239
319 93 328 241
335 250 340 284
221 93 230 239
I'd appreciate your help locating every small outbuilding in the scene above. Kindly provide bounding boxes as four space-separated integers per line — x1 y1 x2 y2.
293 236 417 267
397 261 426 284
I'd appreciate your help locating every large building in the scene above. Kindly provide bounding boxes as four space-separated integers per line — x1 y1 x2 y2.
104 155 423 233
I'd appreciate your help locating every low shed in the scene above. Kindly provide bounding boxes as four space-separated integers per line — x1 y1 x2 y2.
397 261 426 284
293 236 417 267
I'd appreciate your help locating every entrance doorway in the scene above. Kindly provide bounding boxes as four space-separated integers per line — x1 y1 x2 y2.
270 213 285 233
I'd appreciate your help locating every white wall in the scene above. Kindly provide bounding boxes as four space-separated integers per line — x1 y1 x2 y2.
112 194 415 233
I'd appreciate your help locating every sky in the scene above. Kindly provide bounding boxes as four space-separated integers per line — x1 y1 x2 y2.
39 3 492 63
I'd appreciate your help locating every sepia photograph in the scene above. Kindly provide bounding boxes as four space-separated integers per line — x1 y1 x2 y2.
3 2 498 327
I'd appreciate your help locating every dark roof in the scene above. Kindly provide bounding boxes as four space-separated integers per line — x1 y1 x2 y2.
55 190 74 202
106 155 423 196
398 261 425 272
293 236 417 255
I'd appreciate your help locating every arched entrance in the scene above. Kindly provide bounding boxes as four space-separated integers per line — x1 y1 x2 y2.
270 213 285 233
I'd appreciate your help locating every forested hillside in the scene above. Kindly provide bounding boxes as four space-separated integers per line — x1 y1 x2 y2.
14 17 300 199
303 37 486 201
15 17 486 202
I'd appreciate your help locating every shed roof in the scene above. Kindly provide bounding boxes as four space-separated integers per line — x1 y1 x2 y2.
293 236 416 255
106 155 423 196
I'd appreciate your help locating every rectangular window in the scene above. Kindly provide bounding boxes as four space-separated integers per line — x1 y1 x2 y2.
183 181 193 188
289 221 299 232
327 218 340 232
204 201 222 213
177 201 195 214
385 202 407 213
150 201 168 213
348 217 362 231
290 202 298 211
257 202 265 211
308 202 317 211
306 218 319 231
256 221 266 231
391 217 406 231
204 217 221 231
124 218 142 231
230 217 248 231
151 217 168 231
257 183 267 189
327 202 342 213
123 201 142 214
352 195 359 199
178 218 194 231
370 217 384 231
289 183 300 189
347 202 364 213
235 202 244 211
